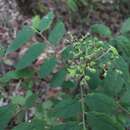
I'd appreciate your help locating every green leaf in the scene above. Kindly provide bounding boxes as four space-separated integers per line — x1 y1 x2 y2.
85 93 116 114
87 70 101 90
0 68 34 83
39 57 57 78
53 98 81 118
111 35 129 45
0 44 5 56
16 68 35 78
16 43 45 70
61 45 73 61
120 18 130 33
50 69 67 87
13 122 31 130
48 21 66 45
87 112 125 130
51 122 81 130
91 24 112 36
0 104 16 130
110 35 130 63
101 58 127 96
39 11 54 32
62 80 77 88
80 0 88 5
25 91 36 108
11 96 26 106
11 91 36 107
0 71 17 83
42 100 53 109
32 15 41 29
13 119 44 130
31 119 44 129
67 0 78 12
121 88 130 106
6 26 34 54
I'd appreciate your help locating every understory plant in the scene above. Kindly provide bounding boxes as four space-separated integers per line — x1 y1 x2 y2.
0 12 130 130
66 0 115 12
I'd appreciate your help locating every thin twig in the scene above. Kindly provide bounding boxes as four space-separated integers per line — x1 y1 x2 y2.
80 85 87 130
96 47 113 61
31 27 52 46
118 103 130 116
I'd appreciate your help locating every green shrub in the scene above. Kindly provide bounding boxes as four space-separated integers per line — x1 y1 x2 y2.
0 12 130 130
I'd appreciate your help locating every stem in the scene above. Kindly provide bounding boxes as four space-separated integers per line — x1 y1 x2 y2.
118 103 130 116
31 27 52 46
80 85 87 130
96 47 113 61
